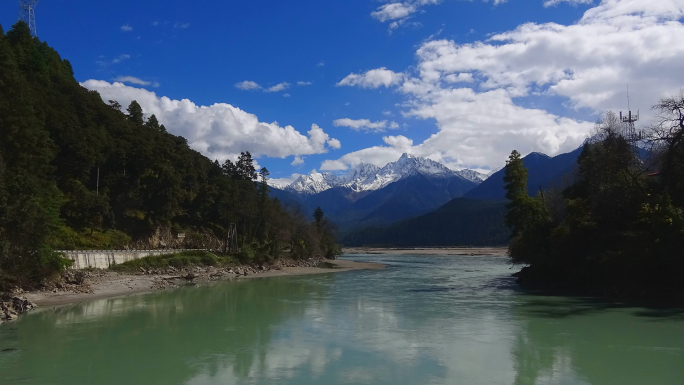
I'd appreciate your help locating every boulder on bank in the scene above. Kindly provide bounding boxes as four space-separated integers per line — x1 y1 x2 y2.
0 295 36 323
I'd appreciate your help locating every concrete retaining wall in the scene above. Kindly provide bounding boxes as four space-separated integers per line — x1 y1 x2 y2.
58 249 197 269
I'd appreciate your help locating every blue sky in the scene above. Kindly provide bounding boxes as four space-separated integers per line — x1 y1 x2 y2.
2 0 683 186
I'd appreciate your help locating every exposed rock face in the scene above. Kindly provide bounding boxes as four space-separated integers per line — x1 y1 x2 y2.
275 257 322 268
127 227 225 250
0 295 36 323
64 271 86 285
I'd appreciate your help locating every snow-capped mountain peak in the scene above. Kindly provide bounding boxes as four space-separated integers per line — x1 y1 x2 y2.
284 153 484 195
287 171 340 195
389 153 453 177
455 169 488 183
343 163 381 183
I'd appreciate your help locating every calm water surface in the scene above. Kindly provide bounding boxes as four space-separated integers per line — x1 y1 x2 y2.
1 254 683 384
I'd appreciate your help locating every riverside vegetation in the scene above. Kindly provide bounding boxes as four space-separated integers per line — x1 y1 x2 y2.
0 21 340 291
505 99 684 301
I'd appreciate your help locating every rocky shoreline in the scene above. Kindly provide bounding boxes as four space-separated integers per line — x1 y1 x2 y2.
142 257 326 290
1 293 36 323
0 257 321 321
3 257 384 310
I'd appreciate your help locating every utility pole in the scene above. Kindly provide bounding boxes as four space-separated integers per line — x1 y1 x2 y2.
18 0 39 37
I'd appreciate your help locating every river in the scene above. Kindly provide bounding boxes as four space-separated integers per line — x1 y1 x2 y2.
1 254 683 384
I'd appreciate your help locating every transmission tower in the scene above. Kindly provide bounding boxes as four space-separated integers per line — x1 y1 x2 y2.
619 86 642 143
18 0 39 37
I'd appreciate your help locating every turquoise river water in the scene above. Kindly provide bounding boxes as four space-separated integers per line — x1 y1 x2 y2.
1 254 683 384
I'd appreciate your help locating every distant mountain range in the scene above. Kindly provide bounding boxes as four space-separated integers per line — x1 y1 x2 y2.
269 153 486 229
464 147 582 200
269 148 585 245
283 153 486 196
337 148 584 247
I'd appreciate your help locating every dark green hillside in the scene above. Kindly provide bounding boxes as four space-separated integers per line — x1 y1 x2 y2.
358 174 479 224
505 108 684 301
465 148 582 200
328 173 479 230
304 187 354 217
0 22 338 289
267 187 308 213
342 198 509 247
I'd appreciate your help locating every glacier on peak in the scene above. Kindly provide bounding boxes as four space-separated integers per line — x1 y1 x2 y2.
456 169 489 183
287 171 341 195
284 153 485 196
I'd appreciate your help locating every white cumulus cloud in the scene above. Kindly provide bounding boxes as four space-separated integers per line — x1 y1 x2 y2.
337 68 404 89
444 73 474 83
544 0 592 6
371 1 502 33
270 173 302 189
235 80 262 90
333 118 399 132
383 135 414 149
326 0 683 171
327 138 342 149
120 24 133 32
319 160 349 171
114 76 159 87
371 3 416 22
266 82 290 93
82 80 340 163
415 0 684 110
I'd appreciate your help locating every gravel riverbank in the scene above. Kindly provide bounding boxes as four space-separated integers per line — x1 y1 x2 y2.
19 257 385 308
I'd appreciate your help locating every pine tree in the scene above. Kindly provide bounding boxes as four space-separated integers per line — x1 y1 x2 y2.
258 167 270 199
313 207 324 225
503 150 531 236
236 152 257 181
145 114 161 130
127 101 144 125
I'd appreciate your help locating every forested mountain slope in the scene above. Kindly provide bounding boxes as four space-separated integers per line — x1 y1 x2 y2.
347 173 478 225
465 148 583 200
505 108 684 300
0 22 337 288
342 199 509 247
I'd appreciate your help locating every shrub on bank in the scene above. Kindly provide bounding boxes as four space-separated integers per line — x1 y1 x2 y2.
48 226 132 250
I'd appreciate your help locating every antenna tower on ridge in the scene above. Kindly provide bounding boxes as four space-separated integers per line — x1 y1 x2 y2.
619 85 642 142
18 0 39 37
